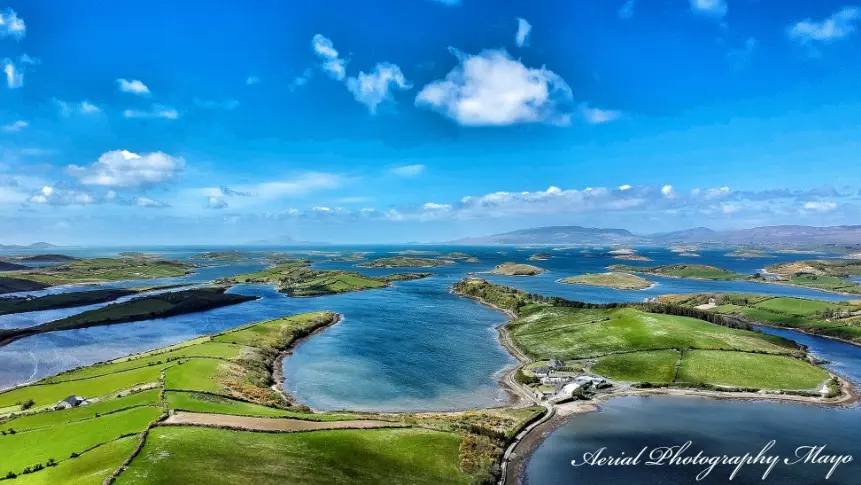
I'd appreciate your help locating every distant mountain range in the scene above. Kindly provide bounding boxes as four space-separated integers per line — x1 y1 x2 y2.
245 235 330 246
449 225 861 248
0 242 59 250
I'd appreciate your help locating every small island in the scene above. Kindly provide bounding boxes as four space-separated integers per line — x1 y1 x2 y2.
0 257 196 292
439 252 471 260
225 259 430 296
357 256 454 268
489 262 546 276
191 251 250 262
606 248 652 261
725 249 774 258
0 261 29 272
762 259 861 295
527 253 553 261
558 272 653 290
608 263 747 281
0 287 258 346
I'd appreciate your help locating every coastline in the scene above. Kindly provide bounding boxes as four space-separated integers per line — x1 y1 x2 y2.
554 276 657 291
451 286 860 485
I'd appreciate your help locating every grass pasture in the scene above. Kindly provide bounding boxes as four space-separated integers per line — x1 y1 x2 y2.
163 392 362 421
591 350 680 383
677 350 829 390
0 365 162 409
11 436 139 485
163 358 230 394
1 390 159 432
116 427 471 485
0 406 160 474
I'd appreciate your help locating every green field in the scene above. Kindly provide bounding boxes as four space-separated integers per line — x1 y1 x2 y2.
658 293 861 345
591 350 680 383
1 390 159 431
214 311 336 349
226 260 427 296
44 342 244 383
558 272 652 290
117 427 471 485
0 365 162 409
677 350 829 390
608 264 747 281
0 406 161 474
11 436 138 485
164 392 362 421
508 306 797 359
163 359 230 394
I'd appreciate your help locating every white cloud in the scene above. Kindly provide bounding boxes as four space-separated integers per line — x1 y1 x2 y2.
580 104 623 124
246 76 260 85
802 201 837 212
28 186 97 206
116 78 150 95
193 98 240 110
619 184 632 191
289 68 313 90
690 0 727 18
423 202 452 210
54 99 102 116
346 63 411 113
134 197 170 208
515 18 532 47
788 7 860 44
2 120 27 132
416 48 572 126
389 164 426 177
661 185 674 196
123 105 179 119
0 9 25 39
619 0 635 19
67 150 186 188
206 196 228 209
4 59 22 88
312 34 347 81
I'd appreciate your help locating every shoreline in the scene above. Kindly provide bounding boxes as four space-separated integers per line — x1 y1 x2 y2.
451 287 860 485
554 276 657 291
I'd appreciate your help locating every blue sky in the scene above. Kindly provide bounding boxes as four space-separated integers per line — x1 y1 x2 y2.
1 0 861 244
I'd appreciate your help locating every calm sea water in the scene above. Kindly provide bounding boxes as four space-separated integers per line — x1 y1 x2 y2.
0 246 857 415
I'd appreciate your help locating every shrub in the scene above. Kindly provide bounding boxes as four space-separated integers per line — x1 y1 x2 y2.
19 399 34 411
46 458 56 467
69 452 80 459
5 471 16 479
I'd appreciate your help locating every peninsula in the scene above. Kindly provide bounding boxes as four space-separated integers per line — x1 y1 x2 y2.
357 256 454 268
609 263 747 281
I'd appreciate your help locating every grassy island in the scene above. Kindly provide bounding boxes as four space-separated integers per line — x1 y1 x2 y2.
762 260 861 295
190 251 249 262
0 287 258 346
609 263 747 281
527 253 553 261
225 259 430 296
558 272 653 290
440 252 471 260
726 249 774 258
489 263 545 276
0 261 29 271
0 288 140 316
0 311 542 484
357 256 454 268
453 278 831 392
656 293 861 345
2 258 196 290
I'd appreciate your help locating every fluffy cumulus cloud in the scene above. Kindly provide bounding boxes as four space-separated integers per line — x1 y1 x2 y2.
690 0 727 18
346 63 411 113
416 48 573 126
67 150 185 188
312 34 347 81
116 78 150 95
389 164 425 177
515 18 532 47
0 8 24 39
788 7 860 44
28 186 96 206
123 105 179 119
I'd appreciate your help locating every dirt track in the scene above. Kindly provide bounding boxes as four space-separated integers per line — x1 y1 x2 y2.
163 412 406 432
